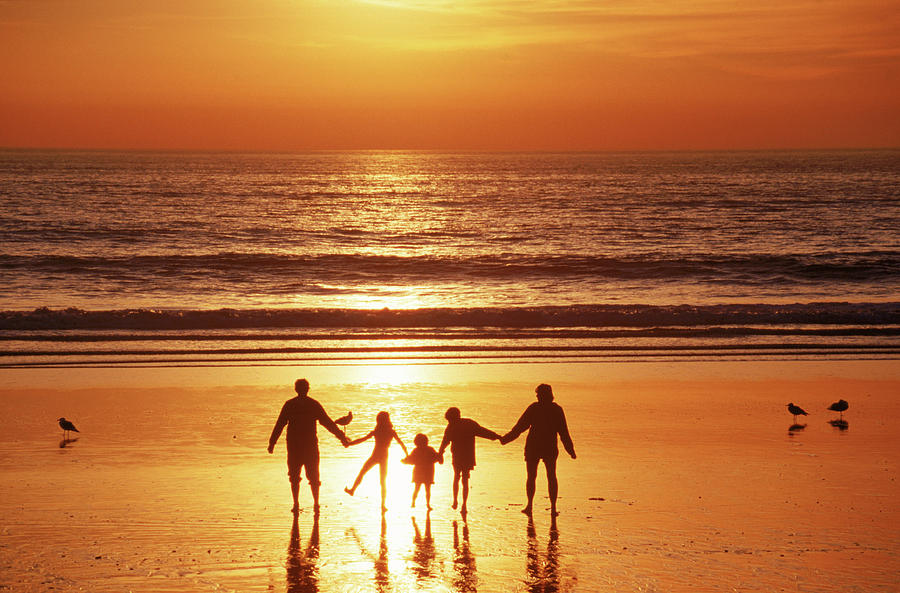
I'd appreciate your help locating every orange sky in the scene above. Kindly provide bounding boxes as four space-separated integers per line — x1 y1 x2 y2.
1 0 899 150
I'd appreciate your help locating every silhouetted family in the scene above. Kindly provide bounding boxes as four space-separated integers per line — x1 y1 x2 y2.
267 378 576 517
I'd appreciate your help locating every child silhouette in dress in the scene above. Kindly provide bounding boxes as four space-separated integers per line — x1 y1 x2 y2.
402 433 442 509
345 411 408 511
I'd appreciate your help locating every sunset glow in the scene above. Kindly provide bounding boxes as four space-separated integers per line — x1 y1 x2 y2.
2 0 898 150
1 1 899 591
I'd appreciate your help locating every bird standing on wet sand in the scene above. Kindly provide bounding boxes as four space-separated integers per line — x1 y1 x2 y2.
827 399 849 420
58 417 80 438
786 403 808 423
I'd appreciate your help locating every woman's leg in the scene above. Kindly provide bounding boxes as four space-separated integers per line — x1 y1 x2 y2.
544 456 559 515
523 457 539 515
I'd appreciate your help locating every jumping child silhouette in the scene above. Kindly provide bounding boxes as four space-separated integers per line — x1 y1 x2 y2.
401 433 442 509
345 411 408 511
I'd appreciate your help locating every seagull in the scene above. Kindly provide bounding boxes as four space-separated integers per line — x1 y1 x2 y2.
827 399 849 420
58 417 80 438
786 403 808 423
335 411 352 434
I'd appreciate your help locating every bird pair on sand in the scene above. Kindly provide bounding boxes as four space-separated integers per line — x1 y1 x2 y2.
786 399 849 423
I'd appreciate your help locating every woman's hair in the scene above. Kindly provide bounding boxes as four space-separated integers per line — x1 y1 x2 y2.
376 411 392 429
413 433 428 447
536 383 554 403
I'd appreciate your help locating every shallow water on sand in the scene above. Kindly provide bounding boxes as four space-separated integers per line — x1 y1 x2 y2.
0 360 898 592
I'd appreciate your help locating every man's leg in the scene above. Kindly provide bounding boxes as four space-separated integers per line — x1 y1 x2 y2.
523 457 539 515
452 468 461 509
287 449 302 514
306 451 321 513
290 476 301 513
310 480 320 511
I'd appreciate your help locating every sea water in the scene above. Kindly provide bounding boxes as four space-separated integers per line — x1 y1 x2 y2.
1 149 898 366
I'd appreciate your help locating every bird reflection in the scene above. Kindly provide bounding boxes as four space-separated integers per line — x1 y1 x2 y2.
526 515 561 593
410 513 436 584
828 419 849 431
788 423 807 433
347 515 391 593
452 520 477 592
59 437 79 448
287 513 320 593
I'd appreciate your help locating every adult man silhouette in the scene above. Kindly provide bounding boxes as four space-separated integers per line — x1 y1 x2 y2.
269 379 349 514
500 384 576 516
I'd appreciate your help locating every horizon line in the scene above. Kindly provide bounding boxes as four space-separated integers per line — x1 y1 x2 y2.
2 145 899 155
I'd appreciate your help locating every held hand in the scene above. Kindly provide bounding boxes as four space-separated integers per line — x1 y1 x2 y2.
569 451 577 460
267 444 274 454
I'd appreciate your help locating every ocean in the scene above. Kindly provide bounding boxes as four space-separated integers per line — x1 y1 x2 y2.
1 149 898 367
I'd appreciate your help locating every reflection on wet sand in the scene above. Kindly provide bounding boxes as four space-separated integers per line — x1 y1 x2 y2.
452 520 477 592
287 514 320 593
58 437 79 448
410 513 436 585
526 516 561 593
347 515 391 593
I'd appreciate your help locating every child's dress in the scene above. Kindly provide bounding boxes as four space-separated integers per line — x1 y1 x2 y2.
403 445 441 484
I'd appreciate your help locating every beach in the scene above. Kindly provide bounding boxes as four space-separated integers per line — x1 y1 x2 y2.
2 358 897 592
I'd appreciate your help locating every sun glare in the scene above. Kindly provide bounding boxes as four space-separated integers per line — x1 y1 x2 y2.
363 363 426 387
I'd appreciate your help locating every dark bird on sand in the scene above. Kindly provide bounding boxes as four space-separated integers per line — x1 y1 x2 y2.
58 417 80 438
786 403 808 423
827 399 849 420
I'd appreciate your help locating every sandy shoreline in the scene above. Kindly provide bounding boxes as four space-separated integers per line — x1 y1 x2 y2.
1 359 898 592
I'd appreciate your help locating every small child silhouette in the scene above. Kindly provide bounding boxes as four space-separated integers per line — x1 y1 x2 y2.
345 411 408 511
401 433 442 509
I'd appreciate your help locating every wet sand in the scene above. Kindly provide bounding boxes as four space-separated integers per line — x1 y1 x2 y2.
1 360 898 592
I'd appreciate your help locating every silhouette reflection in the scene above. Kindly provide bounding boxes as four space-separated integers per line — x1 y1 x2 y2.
828 419 849 431
452 520 477 592
59 437 79 448
287 513 320 593
788 423 807 433
347 515 391 593
526 516 561 593
410 513 436 585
